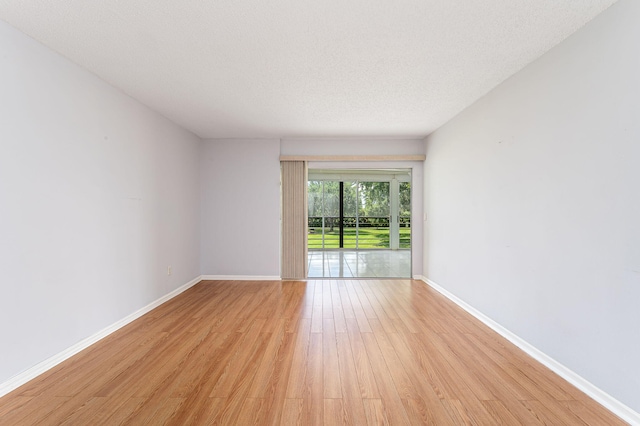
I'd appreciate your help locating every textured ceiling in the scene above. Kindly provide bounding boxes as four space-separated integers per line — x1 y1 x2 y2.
0 0 617 139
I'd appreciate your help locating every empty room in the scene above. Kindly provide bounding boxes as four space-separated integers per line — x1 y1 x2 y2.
1 0 638 424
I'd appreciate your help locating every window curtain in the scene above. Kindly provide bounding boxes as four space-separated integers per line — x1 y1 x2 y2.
281 161 308 279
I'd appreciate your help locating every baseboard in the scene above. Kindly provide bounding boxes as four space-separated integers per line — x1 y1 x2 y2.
0 275 202 398
421 277 640 425
200 275 281 281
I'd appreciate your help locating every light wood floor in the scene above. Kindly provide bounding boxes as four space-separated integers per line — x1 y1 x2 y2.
0 280 626 425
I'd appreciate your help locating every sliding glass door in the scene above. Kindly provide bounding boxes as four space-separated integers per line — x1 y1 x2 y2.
308 180 404 250
307 169 412 278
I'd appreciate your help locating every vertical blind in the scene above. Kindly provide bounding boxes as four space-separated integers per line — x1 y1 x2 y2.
281 161 308 279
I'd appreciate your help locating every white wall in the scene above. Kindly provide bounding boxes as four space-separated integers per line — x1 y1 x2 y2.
199 138 425 278
200 139 281 277
283 138 425 277
423 0 640 412
281 138 425 157
0 21 201 384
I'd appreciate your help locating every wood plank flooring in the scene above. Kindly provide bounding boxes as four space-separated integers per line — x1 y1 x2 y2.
0 279 626 425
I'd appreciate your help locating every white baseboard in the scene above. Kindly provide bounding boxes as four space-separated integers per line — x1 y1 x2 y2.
0 275 202 398
200 275 281 281
421 277 640 425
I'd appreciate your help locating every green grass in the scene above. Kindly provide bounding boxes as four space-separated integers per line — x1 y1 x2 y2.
308 227 411 249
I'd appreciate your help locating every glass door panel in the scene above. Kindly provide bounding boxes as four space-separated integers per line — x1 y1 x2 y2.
308 180 339 249
399 182 411 249
307 180 323 249
343 181 358 249
358 182 390 248
322 181 340 248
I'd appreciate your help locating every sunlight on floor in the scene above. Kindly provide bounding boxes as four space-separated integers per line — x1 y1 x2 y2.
307 249 411 278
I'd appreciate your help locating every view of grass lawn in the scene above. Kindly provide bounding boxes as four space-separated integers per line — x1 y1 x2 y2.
308 227 411 249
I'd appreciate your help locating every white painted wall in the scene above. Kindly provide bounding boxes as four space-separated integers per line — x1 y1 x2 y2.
0 21 201 384
200 139 281 277
281 138 425 157
200 138 424 278
283 138 425 277
423 0 640 412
